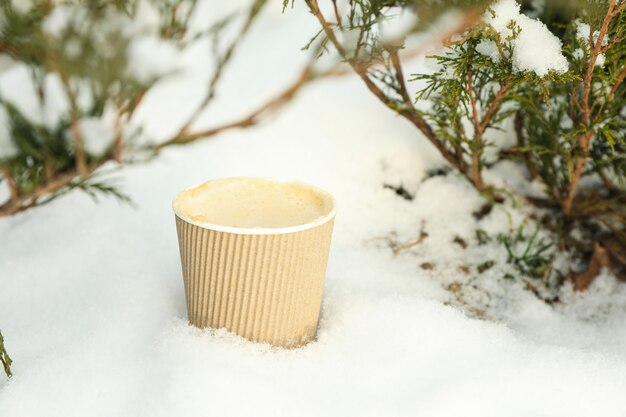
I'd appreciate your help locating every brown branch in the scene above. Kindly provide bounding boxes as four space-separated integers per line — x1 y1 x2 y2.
391 222 428 255
571 242 611 291
159 66 317 148
69 117 87 176
0 161 105 217
44 160 54 181
467 69 480 133
563 3 619 215
479 78 512 133
0 165 18 201
307 0 472 183
331 0 342 29
389 50 413 109
466 50 484 190
113 109 123 163
600 35 625 54
609 65 626 100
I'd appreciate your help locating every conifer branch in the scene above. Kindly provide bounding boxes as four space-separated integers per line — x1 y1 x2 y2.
467 49 484 189
306 0 473 184
0 162 106 217
563 1 621 215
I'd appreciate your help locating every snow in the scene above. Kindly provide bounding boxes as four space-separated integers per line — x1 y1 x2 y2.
574 20 608 67
41 5 77 36
475 39 502 62
0 64 43 126
10 0 32 15
2 1 626 416
126 36 181 84
79 115 115 157
484 0 568 76
0 66 73 130
379 7 419 45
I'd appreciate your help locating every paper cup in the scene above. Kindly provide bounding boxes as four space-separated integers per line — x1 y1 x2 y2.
173 177 336 348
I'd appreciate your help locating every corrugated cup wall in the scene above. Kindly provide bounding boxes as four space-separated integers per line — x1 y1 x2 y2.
175 216 334 348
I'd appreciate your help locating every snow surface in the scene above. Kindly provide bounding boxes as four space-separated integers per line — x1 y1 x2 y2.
2 1 626 416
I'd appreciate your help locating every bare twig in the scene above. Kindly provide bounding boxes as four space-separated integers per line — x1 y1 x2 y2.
391 222 428 255
159 65 321 147
174 0 267 140
571 242 611 291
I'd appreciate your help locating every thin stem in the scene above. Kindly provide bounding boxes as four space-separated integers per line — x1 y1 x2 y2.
479 78 511 133
466 48 484 190
609 65 626 100
389 50 413 109
331 0 342 29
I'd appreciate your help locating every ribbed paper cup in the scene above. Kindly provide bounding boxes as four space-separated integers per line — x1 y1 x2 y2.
173 177 336 348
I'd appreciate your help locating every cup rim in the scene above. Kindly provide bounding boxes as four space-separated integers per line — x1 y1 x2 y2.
172 176 337 235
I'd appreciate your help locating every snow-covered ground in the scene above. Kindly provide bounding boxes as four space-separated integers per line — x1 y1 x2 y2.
2 1 626 416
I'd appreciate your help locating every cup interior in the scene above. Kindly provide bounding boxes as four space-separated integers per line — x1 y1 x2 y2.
173 177 335 233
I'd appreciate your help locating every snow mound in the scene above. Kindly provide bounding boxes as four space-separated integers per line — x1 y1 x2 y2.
484 0 568 76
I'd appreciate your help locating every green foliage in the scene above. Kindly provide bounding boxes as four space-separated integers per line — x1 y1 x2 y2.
517 5 626 207
301 0 626 285
499 226 554 278
0 0 175 209
0 330 11 378
0 0 250 214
